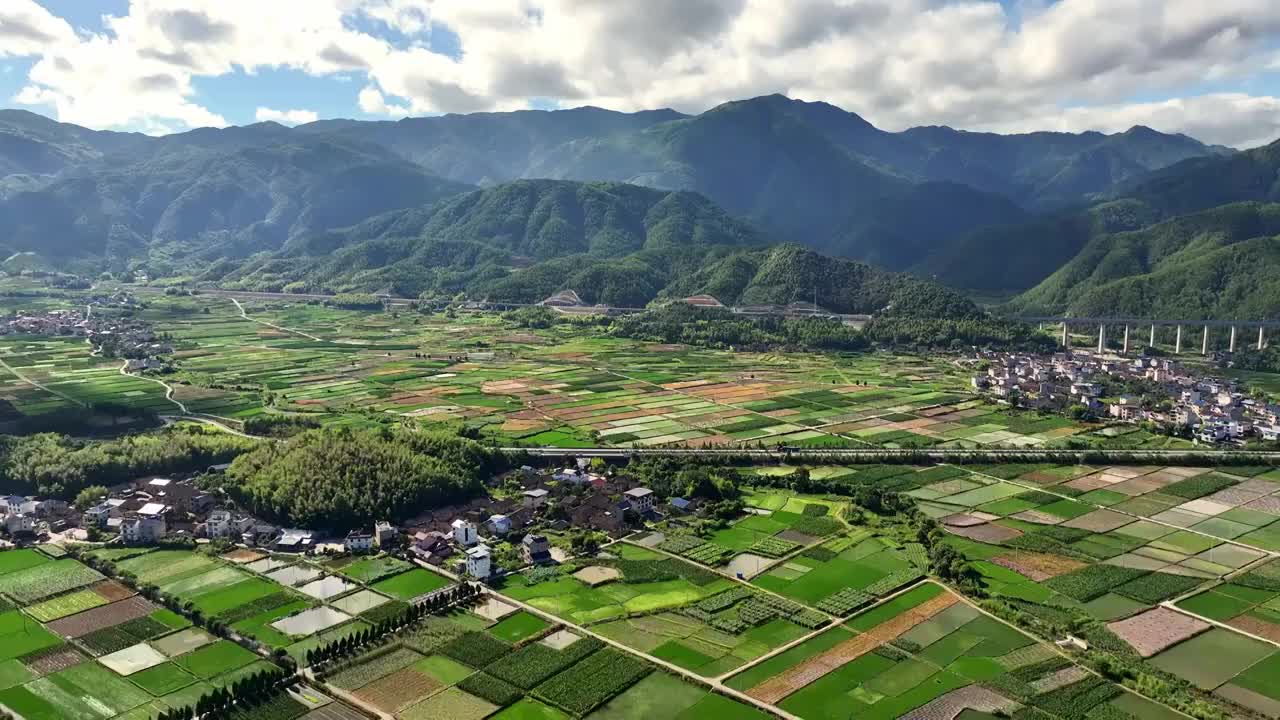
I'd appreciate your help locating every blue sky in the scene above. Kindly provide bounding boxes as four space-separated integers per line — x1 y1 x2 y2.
3 0 1280 147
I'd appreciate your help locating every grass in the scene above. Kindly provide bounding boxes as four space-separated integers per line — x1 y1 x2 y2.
372 569 451 600
128 662 197 695
334 555 413 584
0 610 62 661
587 671 709 720
488 611 550 643
173 640 259 679
0 549 51 576
1150 628 1276 690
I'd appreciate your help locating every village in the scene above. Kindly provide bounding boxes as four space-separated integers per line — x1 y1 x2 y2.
0 459 676 585
969 348 1280 445
1 292 172 367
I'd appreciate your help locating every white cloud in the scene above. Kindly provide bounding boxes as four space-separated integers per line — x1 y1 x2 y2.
0 0 76 57
255 106 319 125
4 0 1280 147
357 85 410 117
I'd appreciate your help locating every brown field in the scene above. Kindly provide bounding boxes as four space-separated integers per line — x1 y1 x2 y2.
22 646 87 675
1107 608 1210 657
89 580 136 602
47 596 157 638
899 686 1019 720
221 549 266 564
353 667 441 712
1228 615 1280 643
990 552 1086 581
747 591 958 704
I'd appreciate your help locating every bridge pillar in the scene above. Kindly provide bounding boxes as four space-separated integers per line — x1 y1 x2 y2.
1123 325 1130 355
1230 326 1237 353
1261 327 1268 351
1149 324 1156 348
1175 325 1183 354
1202 325 1209 355
1097 324 1106 354
1062 322 1069 348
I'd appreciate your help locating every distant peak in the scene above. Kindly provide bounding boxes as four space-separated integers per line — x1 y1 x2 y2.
1122 125 1160 137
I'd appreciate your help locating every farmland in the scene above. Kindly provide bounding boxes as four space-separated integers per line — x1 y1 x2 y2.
0 291 1147 450
0 545 426 719
309 593 769 720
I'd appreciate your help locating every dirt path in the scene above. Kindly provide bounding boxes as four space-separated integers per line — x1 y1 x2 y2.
0 355 86 407
121 359 189 414
231 297 325 342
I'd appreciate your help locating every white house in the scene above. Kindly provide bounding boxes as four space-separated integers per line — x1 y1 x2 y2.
374 521 397 548
452 519 478 547
487 514 511 536
122 514 166 544
465 544 491 579
345 530 374 553
206 510 233 538
4 513 36 536
624 487 655 514
1 496 25 514
138 502 168 518
85 502 116 528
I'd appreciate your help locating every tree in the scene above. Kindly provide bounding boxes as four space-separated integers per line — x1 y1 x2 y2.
73 485 108 510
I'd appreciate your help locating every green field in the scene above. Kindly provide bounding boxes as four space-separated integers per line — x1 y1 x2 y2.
372 568 452 600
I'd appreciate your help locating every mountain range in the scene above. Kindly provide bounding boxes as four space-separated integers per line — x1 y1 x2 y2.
0 96 1275 319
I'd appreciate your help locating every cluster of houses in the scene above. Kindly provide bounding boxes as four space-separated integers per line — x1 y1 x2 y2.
1 302 171 363
0 495 69 539
401 463 664 580
972 351 1280 445
8 459 683 588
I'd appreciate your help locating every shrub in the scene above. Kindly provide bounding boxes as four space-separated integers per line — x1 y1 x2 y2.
788 516 842 537
747 537 801 558
440 631 512 668
533 648 652 716
1114 572 1207 604
801 504 829 517
459 672 523 706
486 637 603 690
1163 474 1237 500
1045 566 1150 602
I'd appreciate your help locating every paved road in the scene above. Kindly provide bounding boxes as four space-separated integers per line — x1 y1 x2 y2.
502 446 1280 461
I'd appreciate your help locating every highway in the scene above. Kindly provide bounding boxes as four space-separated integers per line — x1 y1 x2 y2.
146 287 1275 328
500 446 1280 462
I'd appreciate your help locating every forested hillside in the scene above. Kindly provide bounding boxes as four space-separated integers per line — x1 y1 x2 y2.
0 136 472 277
1010 203 1280 319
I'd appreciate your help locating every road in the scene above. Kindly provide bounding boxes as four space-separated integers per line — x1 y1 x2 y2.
501 446 1280 462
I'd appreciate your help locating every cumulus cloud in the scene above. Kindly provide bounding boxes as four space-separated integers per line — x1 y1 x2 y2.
358 85 411 118
0 0 76 57
5 0 1280 147
254 107 319 125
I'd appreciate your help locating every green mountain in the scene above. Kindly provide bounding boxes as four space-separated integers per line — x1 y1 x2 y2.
928 140 1280 294
215 179 767 302
1008 202 1280 319
0 137 472 276
0 98 1241 295
213 179 974 315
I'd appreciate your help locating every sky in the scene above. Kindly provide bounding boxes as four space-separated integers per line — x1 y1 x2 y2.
2 0 1280 147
